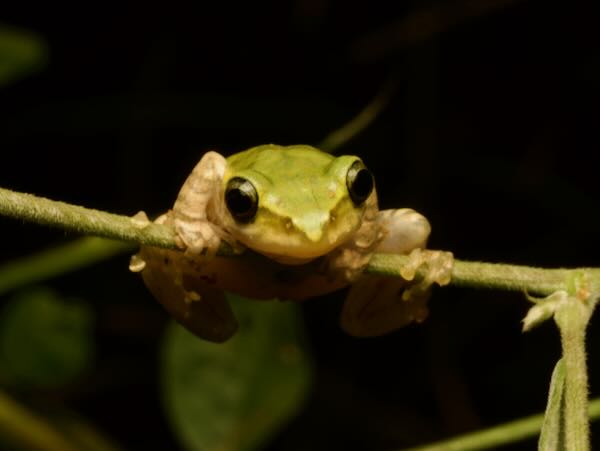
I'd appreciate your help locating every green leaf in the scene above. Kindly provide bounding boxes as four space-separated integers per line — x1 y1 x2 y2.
161 295 312 451
0 25 47 86
538 359 565 450
522 291 568 332
0 287 94 388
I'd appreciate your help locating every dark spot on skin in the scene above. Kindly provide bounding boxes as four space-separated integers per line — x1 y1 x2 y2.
274 269 301 284
164 257 170 265
200 273 218 285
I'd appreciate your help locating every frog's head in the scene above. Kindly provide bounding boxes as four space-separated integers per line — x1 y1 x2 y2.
220 145 375 263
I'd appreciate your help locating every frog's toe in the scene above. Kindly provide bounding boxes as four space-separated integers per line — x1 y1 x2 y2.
176 220 222 256
400 248 454 287
340 249 453 337
131 210 152 227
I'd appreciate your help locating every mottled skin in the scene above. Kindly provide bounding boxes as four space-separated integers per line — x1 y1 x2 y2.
131 145 453 342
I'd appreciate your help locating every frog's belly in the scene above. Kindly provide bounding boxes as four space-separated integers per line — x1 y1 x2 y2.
138 246 348 302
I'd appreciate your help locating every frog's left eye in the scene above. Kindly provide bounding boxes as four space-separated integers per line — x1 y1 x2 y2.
346 160 374 205
225 177 258 223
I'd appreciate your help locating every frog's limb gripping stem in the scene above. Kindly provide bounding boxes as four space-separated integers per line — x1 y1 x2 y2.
340 209 453 337
172 151 229 256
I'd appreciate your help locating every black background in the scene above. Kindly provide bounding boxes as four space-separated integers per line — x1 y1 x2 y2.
1 1 600 449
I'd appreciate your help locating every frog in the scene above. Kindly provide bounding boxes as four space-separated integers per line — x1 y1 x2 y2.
130 144 453 342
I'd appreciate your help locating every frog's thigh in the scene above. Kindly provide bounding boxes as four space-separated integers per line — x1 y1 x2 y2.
138 246 238 342
340 209 435 337
341 275 428 337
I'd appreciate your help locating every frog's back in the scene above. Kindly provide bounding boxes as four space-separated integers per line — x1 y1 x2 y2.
226 144 334 178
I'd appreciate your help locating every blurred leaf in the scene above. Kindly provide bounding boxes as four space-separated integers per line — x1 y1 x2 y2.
161 295 312 451
0 287 94 388
0 25 47 86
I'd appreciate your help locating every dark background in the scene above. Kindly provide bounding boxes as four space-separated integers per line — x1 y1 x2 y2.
1 0 600 449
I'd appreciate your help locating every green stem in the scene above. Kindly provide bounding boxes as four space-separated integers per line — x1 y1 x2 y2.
2 186 600 299
0 185 599 451
367 254 600 297
0 186 178 249
0 237 132 296
401 396 600 451
319 76 398 153
0 390 79 451
555 295 592 450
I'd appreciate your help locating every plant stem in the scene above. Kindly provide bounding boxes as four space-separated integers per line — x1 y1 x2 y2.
555 293 593 450
367 254 600 297
0 390 79 451
401 396 600 451
2 186 600 298
319 76 398 153
0 186 178 249
0 237 132 296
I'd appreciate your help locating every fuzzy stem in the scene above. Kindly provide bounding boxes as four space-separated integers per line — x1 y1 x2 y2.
402 396 600 451
0 187 178 249
555 293 592 450
1 186 600 298
1 187 600 451
367 253 599 297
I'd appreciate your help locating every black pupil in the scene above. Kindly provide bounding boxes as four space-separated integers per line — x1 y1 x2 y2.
226 188 252 214
352 168 373 199
225 177 258 222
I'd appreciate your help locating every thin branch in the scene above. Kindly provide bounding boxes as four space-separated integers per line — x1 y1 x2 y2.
1 186 600 298
0 187 177 249
401 396 600 451
0 237 132 296
319 76 398 153
0 390 80 451
554 273 594 450
1 187 600 451
367 254 600 297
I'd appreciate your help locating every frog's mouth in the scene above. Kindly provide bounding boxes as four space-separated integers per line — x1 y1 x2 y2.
247 233 353 265
230 213 361 265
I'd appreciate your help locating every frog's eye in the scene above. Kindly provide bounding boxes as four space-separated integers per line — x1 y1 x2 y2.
225 177 258 223
346 160 374 205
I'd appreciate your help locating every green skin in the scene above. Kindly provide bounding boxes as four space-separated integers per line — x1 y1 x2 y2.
222 145 368 261
133 145 451 342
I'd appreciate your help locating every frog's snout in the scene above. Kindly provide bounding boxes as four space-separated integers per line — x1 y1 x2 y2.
291 211 329 242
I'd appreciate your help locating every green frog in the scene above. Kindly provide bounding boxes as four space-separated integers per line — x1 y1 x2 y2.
130 144 453 342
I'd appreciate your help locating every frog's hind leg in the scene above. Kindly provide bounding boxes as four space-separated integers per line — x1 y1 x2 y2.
136 246 238 342
340 209 453 337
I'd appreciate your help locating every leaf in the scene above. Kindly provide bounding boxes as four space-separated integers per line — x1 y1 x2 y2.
538 359 565 451
0 25 47 86
161 295 312 451
0 287 94 388
522 291 568 332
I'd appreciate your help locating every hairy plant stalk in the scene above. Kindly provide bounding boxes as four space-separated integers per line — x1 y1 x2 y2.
555 296 593 450
402 397 600 451
2 185 600 451
1 186 600 297
0 187 178 249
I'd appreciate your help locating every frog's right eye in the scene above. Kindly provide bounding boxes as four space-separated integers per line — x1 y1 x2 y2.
225 177 258 223
346 160 374 206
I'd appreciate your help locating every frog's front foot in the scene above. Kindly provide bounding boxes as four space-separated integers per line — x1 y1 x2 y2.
174 218 223 256
399 248 454 301
341 248 454 337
